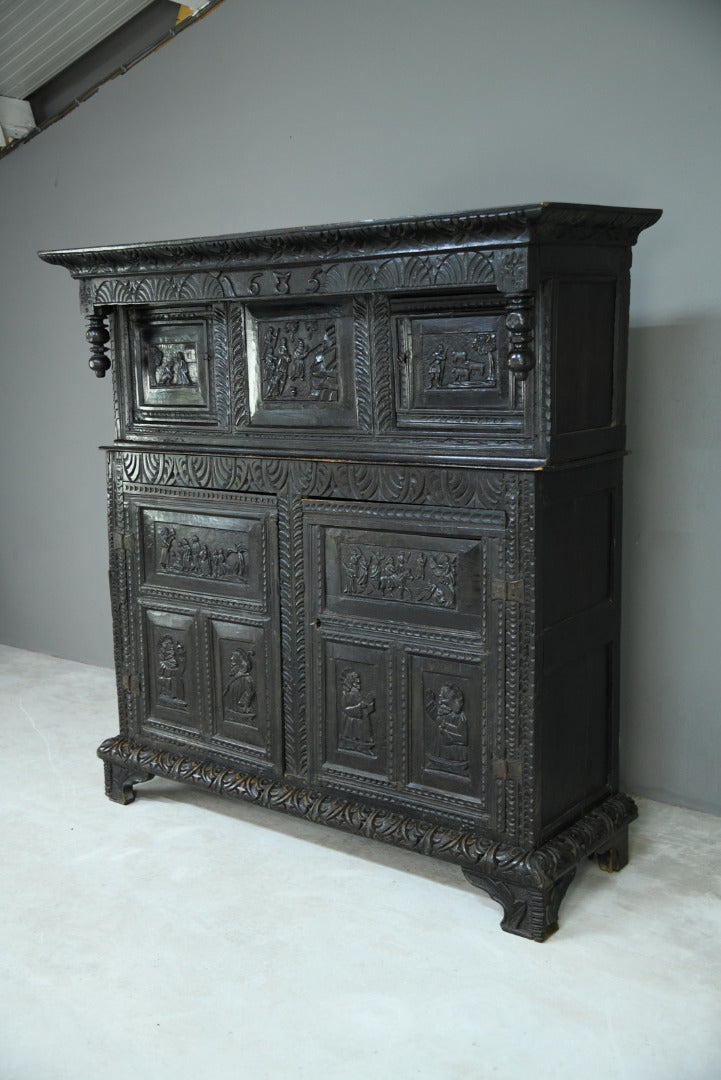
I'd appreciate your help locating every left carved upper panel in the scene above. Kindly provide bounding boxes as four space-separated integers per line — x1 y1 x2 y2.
118 305 234 438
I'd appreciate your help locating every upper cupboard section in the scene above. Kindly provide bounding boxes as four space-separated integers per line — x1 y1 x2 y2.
113 291 537 453
42 203 662 463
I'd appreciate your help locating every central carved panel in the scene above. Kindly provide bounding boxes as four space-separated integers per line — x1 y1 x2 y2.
258 318 339 402
339 540 458 609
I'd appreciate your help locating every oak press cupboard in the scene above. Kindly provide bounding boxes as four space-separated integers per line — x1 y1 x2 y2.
41 202 661 939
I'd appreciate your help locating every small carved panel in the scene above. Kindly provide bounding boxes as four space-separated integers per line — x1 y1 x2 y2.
145 609 200 733
258 318 339 403
133 309 211 411
319 640 391 781
392 298 523 432
211 620 275 759
140 506 269 606
246 300 359 428
409 654 487 803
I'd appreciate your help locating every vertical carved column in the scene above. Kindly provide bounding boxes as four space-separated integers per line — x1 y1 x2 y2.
86 308 111 377
505 296 535 380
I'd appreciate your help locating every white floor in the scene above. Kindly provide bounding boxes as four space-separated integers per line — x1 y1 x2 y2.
1 644 720 1080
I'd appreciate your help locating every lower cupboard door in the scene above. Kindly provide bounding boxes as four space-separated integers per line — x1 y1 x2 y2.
303 498 506 830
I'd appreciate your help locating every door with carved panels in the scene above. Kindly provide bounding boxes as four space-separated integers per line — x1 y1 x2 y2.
120 486 283 773
303 499 507 831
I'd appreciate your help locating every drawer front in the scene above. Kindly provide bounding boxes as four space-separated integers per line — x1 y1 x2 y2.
303 499 506 826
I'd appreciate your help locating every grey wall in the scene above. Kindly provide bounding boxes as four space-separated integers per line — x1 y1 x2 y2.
1 0 719 813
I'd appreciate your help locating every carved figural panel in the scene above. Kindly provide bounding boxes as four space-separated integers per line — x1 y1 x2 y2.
319 640 391 783
245 301 358 428
320 522 493 636
145 609 200 734
131 308 213 417
409 654 487 805
211 619 275 760
139 505 270 607
393 296 523 432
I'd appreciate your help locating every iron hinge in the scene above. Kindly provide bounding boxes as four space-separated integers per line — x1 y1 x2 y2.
492 758 523 782
113 530 135 553
492 578 525 603
122 672 141 694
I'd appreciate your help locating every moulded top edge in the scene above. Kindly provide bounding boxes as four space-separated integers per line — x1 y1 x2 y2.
37 202 662 278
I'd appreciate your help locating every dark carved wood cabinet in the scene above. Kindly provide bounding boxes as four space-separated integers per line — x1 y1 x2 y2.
41 203 661 940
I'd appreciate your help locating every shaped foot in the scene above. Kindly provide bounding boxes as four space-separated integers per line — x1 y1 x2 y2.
103 760 154 804
463 867 576 941
594 824 629 872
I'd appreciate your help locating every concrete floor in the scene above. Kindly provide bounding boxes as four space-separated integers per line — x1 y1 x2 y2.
1 644 720 1080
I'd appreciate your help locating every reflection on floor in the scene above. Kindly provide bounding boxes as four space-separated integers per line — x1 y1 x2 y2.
1 644 719 1080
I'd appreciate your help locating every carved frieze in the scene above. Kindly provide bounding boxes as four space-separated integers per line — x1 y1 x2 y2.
339 541 458 609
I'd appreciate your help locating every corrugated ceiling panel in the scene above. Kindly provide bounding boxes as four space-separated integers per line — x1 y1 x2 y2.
0 0 157 98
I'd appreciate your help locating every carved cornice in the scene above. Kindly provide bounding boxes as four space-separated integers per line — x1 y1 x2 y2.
98 735 638 889
39 203 662 280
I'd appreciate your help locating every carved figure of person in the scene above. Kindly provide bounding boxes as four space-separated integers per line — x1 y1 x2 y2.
212 548 225 578
157 635 186 704
223 648 256 716
342 547 362 594
290 337 307 382
309 327 338 400
428 346 446 388
426 683 469 775
173 350 192 385
198 543 211 577
178 537 193 573
158 527 176 569
338 669 375 755
155 349 175 386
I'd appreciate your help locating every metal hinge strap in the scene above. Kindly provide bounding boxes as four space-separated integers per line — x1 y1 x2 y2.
113 531 135 552
122 672 141 694
492 758 523 782
492 578 525 603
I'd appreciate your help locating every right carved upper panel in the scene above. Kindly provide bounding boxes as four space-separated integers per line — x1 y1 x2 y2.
391 294 525 437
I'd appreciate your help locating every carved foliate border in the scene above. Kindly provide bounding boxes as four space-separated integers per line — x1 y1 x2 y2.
98 735 638 890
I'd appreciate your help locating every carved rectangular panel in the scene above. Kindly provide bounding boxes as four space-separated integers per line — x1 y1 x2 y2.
408 652 488 806
144 608 201 735
245 300 360 428
125 306 229 433
209 618 278 763
317 638 392 784
138 505 271 609
391 296 524 433
318 518 494 636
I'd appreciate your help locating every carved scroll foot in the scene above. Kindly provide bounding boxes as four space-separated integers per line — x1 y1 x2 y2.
103 760 154 805
594 824 629 872
463 868 576 942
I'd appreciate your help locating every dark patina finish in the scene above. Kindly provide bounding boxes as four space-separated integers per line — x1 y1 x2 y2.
41 202 661 939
